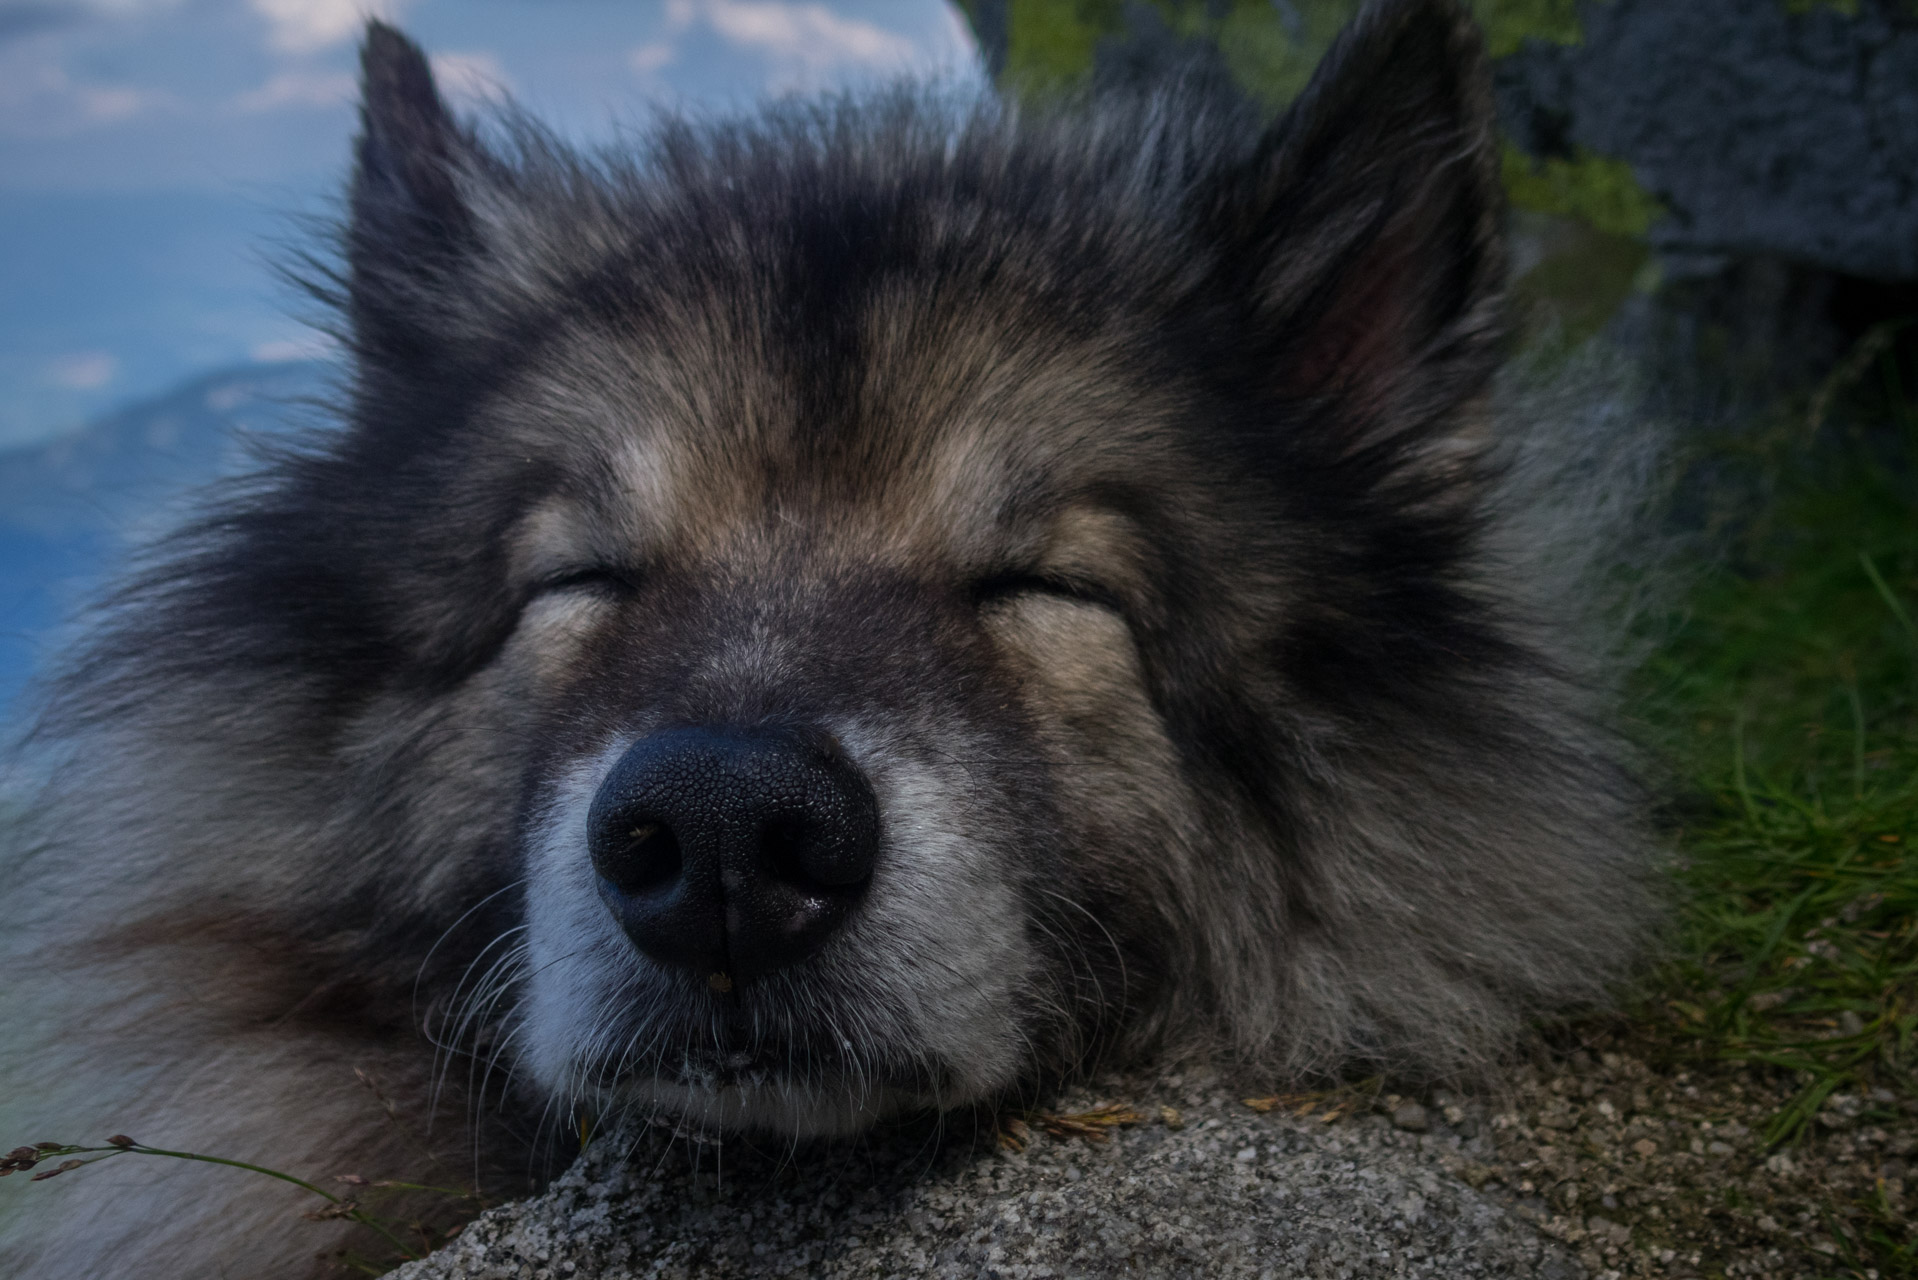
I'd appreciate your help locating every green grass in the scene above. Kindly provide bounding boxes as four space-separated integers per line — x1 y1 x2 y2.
1624 327 1918 1276
1634 327 1918 1142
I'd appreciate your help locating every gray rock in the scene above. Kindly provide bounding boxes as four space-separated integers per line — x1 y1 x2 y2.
395 1080 1580 1279
971 0 1918 282
1390 1102 1430 1133
1497 0 1918 279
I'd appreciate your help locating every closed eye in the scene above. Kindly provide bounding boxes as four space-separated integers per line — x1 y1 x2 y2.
970 570 1119 612
537 565 640 598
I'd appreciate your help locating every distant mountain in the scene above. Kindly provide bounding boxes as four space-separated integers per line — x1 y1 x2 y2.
0 189 323 449
0 360 331 719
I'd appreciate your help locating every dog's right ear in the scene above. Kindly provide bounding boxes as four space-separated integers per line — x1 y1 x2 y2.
1196 0 1504 464
348 22 480 358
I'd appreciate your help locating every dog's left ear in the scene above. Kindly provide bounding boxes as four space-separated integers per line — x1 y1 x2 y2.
1201 0 1503 442
348 22 483 359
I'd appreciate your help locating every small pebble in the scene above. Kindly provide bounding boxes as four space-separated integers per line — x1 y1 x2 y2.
1390 1102 1429 1133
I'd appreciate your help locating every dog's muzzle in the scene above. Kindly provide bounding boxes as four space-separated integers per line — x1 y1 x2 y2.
586 726 879 987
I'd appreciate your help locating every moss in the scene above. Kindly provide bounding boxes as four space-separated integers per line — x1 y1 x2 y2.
1511 215 1650 344
1000 0 1123 96
1144 0 1584 107
976 0 1590 101
1501 142 1665 239
1203 1 1357 109
1473 0 1583 56
976 0 1663 245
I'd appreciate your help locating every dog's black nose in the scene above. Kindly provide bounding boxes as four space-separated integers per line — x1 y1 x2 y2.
587 726 879 986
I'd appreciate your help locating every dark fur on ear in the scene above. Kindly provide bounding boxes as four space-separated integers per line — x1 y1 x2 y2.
1202 0 1505 451
349 21 483 366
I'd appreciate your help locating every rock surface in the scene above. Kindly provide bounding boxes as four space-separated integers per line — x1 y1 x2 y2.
386 1041 1918 1279
394 1074 1581 1280
1497 0 1918 279
970 0 1918 281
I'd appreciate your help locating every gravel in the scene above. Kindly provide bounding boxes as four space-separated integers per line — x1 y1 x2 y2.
392 1070 1582 1280
394 1038 1918 1279
1465 1039 1918 1279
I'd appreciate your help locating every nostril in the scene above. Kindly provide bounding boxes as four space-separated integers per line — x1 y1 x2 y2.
758 817 810 886
595 818 682 895
761 815 872 890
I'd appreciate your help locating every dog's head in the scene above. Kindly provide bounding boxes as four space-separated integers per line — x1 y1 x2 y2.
66 0 1646 1143
325 0 1512 1136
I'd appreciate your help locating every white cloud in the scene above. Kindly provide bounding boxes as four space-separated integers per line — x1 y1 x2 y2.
0 48 166 135
701 1 914 69
932 4 978 66
247 0 407 55
251 335 337 363
628 40 675 75
642 1 927 91
233 68 354 112
70 77 143 119
229 48 503 114
430 50 510 106
81 0 181 14
12 0 187 23
46 351 117 389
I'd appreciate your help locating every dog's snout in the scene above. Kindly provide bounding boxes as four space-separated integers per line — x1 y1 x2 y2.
587 727 879 985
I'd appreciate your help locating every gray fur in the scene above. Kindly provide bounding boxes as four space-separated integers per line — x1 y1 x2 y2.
0 2 1660 1274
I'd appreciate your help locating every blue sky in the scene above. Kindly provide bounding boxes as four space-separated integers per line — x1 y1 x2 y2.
0 0 978 446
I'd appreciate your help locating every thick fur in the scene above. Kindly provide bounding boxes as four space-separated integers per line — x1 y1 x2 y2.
0 2 1657 1274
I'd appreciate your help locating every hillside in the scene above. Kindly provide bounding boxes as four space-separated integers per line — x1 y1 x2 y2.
0 361 329 717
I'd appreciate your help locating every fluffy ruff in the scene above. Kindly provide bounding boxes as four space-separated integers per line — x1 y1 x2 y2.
1 2 1660 1274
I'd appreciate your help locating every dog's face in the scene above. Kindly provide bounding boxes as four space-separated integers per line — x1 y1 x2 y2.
260 5 1514 1137
493 289 1230 1132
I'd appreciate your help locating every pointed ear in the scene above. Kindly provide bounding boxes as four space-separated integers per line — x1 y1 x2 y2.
348 22 481 354
1202 0 1504 443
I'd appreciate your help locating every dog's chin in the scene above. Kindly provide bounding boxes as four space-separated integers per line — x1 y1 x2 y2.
625 1075 926 1140
570 1034 963 1140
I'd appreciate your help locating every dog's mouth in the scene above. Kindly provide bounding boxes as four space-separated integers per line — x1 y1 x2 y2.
578 1026 945 1138
580 1010 944 1097
628 1074 928 1140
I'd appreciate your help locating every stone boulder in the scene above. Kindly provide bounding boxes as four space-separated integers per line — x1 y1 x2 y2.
1498 0 1918 280
963 0 1918 281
